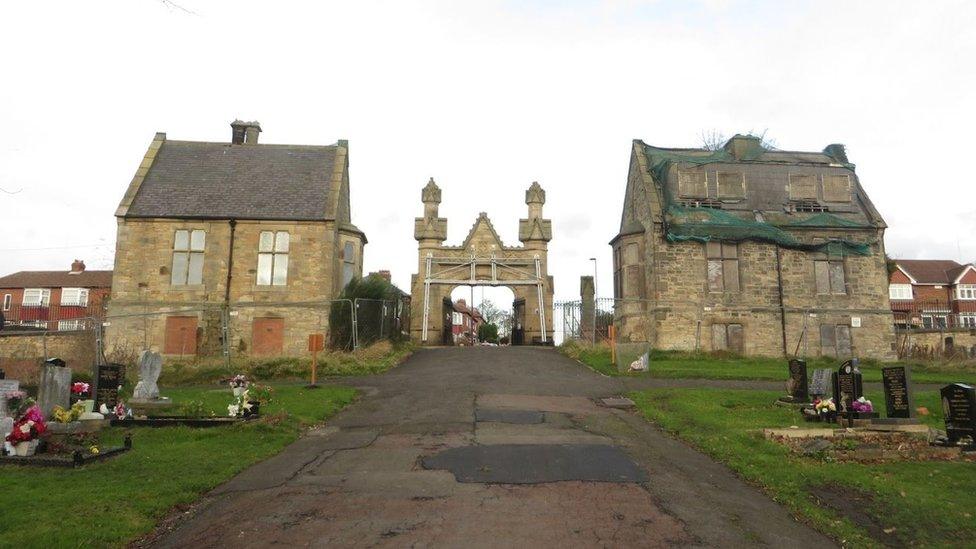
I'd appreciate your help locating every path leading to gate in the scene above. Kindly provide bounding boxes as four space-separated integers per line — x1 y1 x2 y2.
149 347 834 547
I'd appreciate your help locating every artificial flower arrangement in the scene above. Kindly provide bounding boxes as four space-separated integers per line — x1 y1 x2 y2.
5 404 47 456
229 375 249 397
71 382 91 398
114 401 132 420
227 384 272 418
851 397 873 413
813 398 836 414
3 390 28 417
51 402 86 424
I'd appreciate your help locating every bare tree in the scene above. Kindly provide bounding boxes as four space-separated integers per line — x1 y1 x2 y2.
699 129 778 151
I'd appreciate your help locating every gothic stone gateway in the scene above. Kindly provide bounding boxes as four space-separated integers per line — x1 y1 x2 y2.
411 179 554 345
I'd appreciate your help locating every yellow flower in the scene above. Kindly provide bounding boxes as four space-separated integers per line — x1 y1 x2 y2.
89 445 100 455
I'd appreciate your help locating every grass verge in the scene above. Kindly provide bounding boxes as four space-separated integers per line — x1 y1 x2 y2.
629 387 975 546
560 340 976 385
0 383 357 547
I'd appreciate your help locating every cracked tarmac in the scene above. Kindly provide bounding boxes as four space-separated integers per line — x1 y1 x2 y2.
146 347 836 548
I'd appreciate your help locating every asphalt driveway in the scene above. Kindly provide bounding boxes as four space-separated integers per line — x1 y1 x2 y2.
147 347 834 547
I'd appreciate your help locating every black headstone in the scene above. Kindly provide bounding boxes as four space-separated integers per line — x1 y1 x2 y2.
788 359 809 401
810 368 832 398
882 365 915 419
941 383 976 446
832 359 863 416
93 363 125 410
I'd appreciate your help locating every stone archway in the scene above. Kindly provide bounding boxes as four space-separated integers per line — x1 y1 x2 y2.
410 179 554 345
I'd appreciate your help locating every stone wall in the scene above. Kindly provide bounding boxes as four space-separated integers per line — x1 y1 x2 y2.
0 332 95 384
897 330 976 359
106 218 362 358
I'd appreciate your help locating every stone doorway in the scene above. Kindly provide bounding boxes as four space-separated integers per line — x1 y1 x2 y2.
410 179 554 345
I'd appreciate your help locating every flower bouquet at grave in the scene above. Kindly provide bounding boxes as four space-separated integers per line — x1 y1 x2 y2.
228 375 250 397
71 382 95 413
51 401 86 424
5 405 47 456
227 384 272 419
852 397 873 413
4 390 29 418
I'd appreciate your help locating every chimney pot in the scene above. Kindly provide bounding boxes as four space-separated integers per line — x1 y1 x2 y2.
70 259 86 273
230 120 262 145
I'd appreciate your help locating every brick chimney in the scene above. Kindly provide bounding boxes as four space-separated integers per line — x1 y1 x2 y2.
70 259 86 274
230 120 262 145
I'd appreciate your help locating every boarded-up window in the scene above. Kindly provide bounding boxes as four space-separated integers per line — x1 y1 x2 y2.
706 242 739 292
789 174 817 200
164 316 198 356
716 172 745 199
342 241 356 288
712 323 744 354
820 324 852 357
678 170 707 198
823 174 852 202
814 258 846 295
252 317 284 356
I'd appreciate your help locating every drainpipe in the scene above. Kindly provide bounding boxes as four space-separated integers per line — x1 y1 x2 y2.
775 247 789 357
223 220 237 366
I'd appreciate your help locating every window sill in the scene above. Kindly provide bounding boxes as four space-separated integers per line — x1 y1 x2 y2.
166 285 207 291
252 285 289 292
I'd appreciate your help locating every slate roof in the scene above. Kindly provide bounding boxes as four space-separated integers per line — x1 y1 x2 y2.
0 270 113 289
897 259 970 285
125 140 339 220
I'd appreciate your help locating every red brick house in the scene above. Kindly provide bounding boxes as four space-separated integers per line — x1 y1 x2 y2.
0 260 112 331
451 299 484 344
889 259 976 330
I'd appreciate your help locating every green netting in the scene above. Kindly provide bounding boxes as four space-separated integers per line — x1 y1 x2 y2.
665 206 872 256
644 140 873 257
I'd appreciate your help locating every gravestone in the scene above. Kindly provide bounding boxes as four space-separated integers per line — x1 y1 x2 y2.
786 359 808 402
93 363 125 410
941 383 976 447
831 359 871 419
38 360 71 419
882 365 915 419
132 351 163 400
810 368 832 398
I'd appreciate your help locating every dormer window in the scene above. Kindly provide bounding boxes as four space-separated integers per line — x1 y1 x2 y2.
716 172 745 199
823 174 852 202
788 174 817 200
677 170 707 198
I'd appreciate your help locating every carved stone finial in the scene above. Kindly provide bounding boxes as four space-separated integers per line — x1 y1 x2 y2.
525 181 545 205
422 177 441 204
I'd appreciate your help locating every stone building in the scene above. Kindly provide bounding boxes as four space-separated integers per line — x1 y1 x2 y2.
611 135 895 359
106 121 366 358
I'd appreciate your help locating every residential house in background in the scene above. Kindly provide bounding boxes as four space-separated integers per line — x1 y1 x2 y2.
0 260 111 331
106 121 366 358
451 299 484 344
889 259 976 330
611 135 895 358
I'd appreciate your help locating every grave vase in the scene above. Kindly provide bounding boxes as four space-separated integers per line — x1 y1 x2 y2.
15 440 38 457
80 400 95 414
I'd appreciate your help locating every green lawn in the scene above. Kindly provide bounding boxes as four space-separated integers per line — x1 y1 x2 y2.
562 342 976 385
629 387 975 546
0 383 357 547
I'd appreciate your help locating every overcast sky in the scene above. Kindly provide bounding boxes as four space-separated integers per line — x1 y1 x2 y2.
1 0 974 304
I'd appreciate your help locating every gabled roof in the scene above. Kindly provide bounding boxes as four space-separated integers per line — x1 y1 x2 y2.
461 213 506 250
0 270 113 289
895 259 968 285
121 137 344 221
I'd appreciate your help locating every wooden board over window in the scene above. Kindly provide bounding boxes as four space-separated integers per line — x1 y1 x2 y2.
823 174 852 202
252 317 284 356
789 174 817 200
677 170 707 198
164 316 198 356
820 324 852 357
712 323 744 354
716 172 745 199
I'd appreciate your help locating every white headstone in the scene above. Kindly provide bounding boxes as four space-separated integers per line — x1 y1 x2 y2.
133 350 163 400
